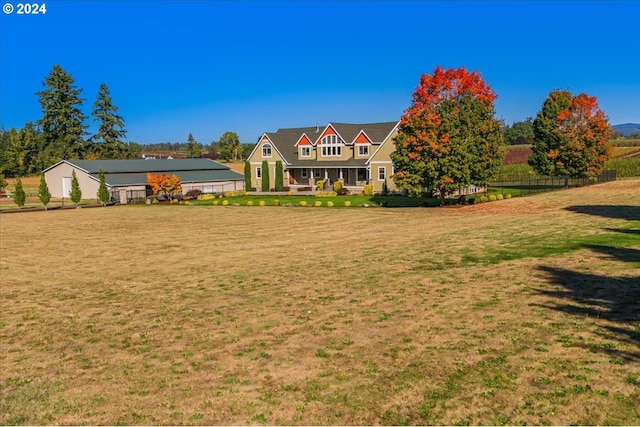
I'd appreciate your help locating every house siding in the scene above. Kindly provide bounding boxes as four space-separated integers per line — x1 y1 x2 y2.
369 128 399 193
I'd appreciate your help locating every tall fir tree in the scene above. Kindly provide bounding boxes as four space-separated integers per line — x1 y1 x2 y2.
70 170 82 206
186 133 202 158
36 65 88 162
92 83 127 159
38 175 51 210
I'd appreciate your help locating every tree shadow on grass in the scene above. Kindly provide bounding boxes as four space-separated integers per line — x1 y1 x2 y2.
564 205 640 221
535 263 640 361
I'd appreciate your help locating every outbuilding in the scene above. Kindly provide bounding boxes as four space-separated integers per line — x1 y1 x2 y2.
43 159 245 203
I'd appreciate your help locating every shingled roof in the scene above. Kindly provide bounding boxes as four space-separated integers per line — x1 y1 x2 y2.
43 159 244 186
261 121 398 165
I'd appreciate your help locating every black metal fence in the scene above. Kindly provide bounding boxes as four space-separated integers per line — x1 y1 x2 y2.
488 169 617 196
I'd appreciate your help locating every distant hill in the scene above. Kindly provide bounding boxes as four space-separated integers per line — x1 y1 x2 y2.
613 123 640 136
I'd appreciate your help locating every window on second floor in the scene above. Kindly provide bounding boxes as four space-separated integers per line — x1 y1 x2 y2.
262 144 272 158
300 146 310 157
358 145 369 156
321 134 342 157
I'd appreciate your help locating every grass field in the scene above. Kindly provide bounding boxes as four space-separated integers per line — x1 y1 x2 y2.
1 179 639 425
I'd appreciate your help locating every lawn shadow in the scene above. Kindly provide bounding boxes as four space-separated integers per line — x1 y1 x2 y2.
535 263 640 361
564 205 640 221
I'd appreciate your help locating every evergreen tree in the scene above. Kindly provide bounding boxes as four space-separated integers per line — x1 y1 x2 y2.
275 160 284 191
38 175 51 210
0 174 7 192
70 170 82 206
92 83 127 159
14 177 26 208
186 133 202 158
97 169 110 206
36 65 88 162
244 160 251 191
261 160 269 192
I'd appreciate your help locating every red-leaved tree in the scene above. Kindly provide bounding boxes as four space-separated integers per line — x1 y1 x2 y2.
529 90 612 178
391 66 504 205
147 173 182 200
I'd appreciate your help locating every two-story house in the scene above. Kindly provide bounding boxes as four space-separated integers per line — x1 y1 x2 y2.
247 121 400 193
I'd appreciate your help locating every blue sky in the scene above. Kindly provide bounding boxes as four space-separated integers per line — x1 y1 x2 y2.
1 0 639 144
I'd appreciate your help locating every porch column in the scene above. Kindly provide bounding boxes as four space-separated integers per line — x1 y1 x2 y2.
324 168 328 179
339 168 344 182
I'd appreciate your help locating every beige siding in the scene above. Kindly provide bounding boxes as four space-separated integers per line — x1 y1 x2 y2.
368 129 399 193
248 139 287 190
45 162 100 199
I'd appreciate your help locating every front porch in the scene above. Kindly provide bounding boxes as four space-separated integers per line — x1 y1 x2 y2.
287 167 369 190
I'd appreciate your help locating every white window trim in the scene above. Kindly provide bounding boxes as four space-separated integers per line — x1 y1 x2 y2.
314 169 321 179
262 144 272 158
256 167 262 179
300 146 311 158
320 134 343 157
358 145 370 156
378 166 386 180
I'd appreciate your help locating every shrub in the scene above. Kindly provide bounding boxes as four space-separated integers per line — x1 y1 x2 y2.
299 201 307 207
496 193 504 200
184 189 203 200
246 200 254 206
327 201 334 207
316 179 326 191
314 201 322 207
197 193 216 200
287 191 293 196
505 194 512 199
224 190 247 197
273 199 280 206
222 199 229 206
363 184 374 196
468 197 476 205
315 191 337 197
213 200 219 205
259 200 266 206
488 194 497 202
13 177 26 208
297 186 312 191
333 181 343 192
344 200 351 207
283 186 290 192
171 199 179 204
337 187 350 196
479 195 488 203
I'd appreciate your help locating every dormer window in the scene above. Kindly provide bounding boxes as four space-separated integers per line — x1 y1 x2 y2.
300 146 311 157
262 144 272 158
358 145 369 156
321 134 343 157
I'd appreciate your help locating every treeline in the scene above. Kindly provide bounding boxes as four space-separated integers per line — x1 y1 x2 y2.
0 64 255 178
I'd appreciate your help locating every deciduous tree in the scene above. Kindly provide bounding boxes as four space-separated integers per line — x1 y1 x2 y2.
70 170 82 206
38 175 51 210
37 65 88 162
504 118 534 145
91 83 127 159
147 173 182 200
218 131 241 161
391 66 504 205
529 90 613 178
